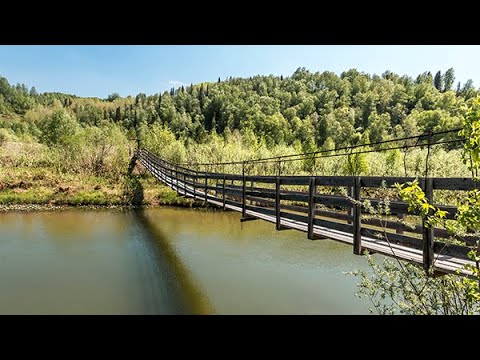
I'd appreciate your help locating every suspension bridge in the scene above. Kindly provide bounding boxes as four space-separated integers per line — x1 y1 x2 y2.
134 130 478 276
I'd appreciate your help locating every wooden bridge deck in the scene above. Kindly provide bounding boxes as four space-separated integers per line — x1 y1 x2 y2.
136 149 477 276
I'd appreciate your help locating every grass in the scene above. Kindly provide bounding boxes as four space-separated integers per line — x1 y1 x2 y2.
0 164 193 208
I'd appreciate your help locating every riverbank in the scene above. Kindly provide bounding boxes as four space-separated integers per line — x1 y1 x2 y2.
0 164 199 210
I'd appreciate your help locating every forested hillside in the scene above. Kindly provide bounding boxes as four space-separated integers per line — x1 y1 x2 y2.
1 67 476 150
0 67 476 207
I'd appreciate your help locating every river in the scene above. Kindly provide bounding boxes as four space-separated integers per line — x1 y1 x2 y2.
0 207 372 314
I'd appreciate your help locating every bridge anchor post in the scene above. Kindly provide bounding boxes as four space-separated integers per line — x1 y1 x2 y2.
353 176 362 255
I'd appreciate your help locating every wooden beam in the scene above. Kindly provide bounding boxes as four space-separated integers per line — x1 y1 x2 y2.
353 176 362 255
241 162 247 220
222 174 226 210
423 177 434 273
193 170 197 201
204 171 208 206
308 176 316 240
276 176 282 230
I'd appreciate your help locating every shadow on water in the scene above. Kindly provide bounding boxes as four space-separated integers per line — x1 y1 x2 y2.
124 156 144 205
130 208 214 314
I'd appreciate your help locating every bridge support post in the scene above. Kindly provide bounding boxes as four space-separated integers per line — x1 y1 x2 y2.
353 176 362 255
193 170 197 201
308 177 316 240
222 174 226 210
204 171 208 206
242 161 246 219
175 165 178 193
422 177 435 273
276 176 282 230
348 185 354 224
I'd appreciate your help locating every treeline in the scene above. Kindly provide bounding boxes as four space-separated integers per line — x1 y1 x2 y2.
0 67 477 154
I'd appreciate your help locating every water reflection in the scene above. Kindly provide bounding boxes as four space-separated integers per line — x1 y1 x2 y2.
0 209 208 314
0 208 371 314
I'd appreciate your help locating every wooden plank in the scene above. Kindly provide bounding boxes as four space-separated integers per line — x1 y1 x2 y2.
316 209 353 222
274 176 355 187
308 177 316 240
282 203 308 214
313 218 354 234
279 176 310 185
281 210 309 224
280 192 309 202
433 242 471 260
360 228 423 250
366 199 458 219
245 204 276 217
246 190 276 200
361 176 417 188
315 194 352 207
353 176 362 255
245 175 277 184
225 198 242 208
433 178 476 191
314 176 354 187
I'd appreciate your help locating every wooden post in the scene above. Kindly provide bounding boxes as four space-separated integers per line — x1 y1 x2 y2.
353 176 362 255
204 169 208 206
222 174 226 210
276 176 281 230
180 169 184 196
183 170 186 197
348 185 354 224
175 165 178 193
308 176 316 240
242 161 246 219
193 170 197 201
250 180 254 206
423 177 434 272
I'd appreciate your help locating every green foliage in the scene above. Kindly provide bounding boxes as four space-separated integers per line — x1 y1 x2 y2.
353 97 480 315
396 179 447 226
344 152 368 176
38 109 78 147
460 97 480 175
1 68 476 152
352 254 479 314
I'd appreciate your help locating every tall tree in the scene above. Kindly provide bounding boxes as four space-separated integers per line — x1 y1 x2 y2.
443 68 455 92
433 71 444 91
461 79 476 99
456 82 462 96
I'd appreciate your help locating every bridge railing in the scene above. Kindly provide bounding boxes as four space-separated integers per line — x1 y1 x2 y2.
136 149 478 273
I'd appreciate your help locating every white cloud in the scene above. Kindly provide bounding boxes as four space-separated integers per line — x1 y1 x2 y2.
168 80 186 87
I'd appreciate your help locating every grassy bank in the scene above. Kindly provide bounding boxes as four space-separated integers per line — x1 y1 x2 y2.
0 135 200 210
0 157 195 210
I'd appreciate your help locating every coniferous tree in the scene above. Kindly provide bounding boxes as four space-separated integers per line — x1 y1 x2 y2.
443 68 455 92
434 71 444 91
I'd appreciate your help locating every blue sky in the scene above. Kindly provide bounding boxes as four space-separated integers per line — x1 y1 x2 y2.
0 45 479 98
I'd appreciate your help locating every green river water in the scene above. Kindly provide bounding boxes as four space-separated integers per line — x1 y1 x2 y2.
0 207 372 314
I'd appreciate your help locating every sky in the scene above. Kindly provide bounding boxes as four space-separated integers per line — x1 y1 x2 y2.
0 45 479 98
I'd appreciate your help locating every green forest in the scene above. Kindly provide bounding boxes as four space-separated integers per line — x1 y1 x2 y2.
0 67 476 206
